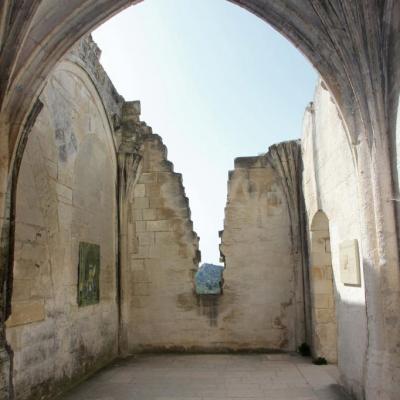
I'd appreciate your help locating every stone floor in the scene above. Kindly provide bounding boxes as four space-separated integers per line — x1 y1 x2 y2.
59 354 349 400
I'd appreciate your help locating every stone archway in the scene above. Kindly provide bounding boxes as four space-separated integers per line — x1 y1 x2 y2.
0 2 399 399
310 211 337 364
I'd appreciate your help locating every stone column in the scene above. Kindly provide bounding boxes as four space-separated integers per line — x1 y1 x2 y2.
266 140 311 349
358 130 400 400
117 101 146 353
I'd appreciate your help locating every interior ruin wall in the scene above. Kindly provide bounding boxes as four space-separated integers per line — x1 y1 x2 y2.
301 80 368 399
220 154 303 351
120 133 202 352
5 40 122 400
120 132 304 353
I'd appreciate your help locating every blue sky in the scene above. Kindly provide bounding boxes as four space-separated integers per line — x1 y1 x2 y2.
93 0 317 264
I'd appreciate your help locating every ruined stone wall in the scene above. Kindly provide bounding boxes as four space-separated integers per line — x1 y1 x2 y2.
121 133 201 352
120 135 302 353
5 55 119 399
302 80 368 399
219 155 300 351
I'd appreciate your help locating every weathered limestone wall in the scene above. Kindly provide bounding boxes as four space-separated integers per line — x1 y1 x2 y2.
121 137 303 353
220 154 301 351
302 81 368 399
5 54 119 399
121 133 201 352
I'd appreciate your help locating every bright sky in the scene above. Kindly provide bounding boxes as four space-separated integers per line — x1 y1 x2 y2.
93 0 317 265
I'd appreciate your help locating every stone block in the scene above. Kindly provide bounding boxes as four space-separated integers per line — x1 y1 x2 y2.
131 259 145 271
130 296 145 308
133 283 151 296
57 202 73 227
131 246 149 259
6 301 45 327
311 232 329 252
136 221 146 232
133 184 146 198
56 183 73 203
147 220 171 232
137 232 154 246
146 183 161 197
267 192 279 207
13 259 42 280
155 160 173 172
6 329 22 351
134 209 143 220
138 172 157 184
154 231 175 246
324 266 333 280
312 279 334 295
148 244 179 259
311 266 324 280
142 208 157 221
129 235 138 252
234 156 260 169
315 323 337 359
149 197 164 208
156 172 170 184
16 188 45 226
11 279 32 301
15 223 42 242
45 159 58 180
132 270 151 283
315 308 336 324
133 197 149 209
311 251 332 266
313 294 332 309
156 207 176 219
325 238 331 253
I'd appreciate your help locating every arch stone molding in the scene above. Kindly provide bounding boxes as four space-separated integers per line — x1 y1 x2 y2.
0 1 399 399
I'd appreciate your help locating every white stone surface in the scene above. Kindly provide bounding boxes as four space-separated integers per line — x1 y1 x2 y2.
302 81 368 398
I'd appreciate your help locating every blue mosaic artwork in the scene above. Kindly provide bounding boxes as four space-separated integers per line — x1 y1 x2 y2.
195 263 224 295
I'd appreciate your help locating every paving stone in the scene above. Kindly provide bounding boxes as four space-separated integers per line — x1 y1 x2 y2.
58 354 349 400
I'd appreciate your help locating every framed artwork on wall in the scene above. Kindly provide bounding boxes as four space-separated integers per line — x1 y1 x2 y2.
339 239 361 286
78 242 100 306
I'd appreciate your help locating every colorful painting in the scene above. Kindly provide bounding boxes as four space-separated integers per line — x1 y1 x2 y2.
78 242 100 306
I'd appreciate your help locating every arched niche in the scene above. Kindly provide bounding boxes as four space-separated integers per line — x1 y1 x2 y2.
309 210 338 364
5 59 118 400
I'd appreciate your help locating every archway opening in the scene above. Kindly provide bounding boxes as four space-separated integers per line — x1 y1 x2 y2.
0 0 388 399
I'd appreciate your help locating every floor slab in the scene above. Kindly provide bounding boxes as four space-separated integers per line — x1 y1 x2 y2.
58 354 350 400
